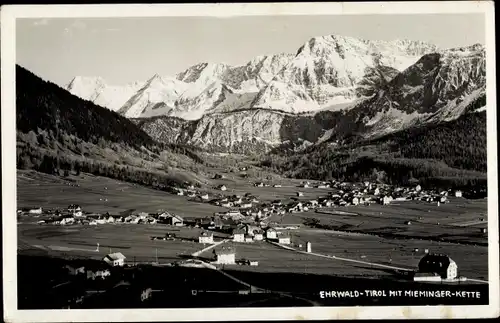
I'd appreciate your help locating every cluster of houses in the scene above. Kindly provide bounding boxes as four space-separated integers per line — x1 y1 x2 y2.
197 224 291 246
25 205 186 227
63 252 126 283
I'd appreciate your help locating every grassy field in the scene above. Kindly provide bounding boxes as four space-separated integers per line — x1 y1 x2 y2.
17 170 225 217
16 170 489 283
18 223 221 263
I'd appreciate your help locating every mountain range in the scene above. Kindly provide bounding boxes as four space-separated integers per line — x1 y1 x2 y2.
66 34 486 153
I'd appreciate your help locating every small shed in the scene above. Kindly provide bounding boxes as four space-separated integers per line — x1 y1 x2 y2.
103 252 126 267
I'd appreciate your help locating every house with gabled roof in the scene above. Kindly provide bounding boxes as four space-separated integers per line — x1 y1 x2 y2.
103 252 126 267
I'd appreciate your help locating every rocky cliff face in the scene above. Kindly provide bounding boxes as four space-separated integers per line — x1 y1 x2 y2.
66 35 485 153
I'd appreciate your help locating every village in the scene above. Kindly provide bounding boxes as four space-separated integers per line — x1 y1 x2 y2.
21 179 472 229
16 170 490 309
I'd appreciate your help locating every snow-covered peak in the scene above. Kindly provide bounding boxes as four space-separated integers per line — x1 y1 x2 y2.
66 76 106 99
176 62 230 85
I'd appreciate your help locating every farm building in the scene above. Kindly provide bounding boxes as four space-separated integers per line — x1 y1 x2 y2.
272 200 283 206
60 217 75 225
232 228 246 242
221 201 234 208
199 231 214 244
417 254 458 280
413 272 442 282
278 234 291 245
380 196 393 205
415 185 422 192
273 184 282 188
455 190 463 198
87 269 111 280
227 210 243 218
68 204 82 212
214 246 236 265
240 202 253 209
65 265 85 276
159 213 183 226
103 252 126 267
218 185 227 191
296 192 304 197
253 231 264 241
266 227 278 239
28 207 42 214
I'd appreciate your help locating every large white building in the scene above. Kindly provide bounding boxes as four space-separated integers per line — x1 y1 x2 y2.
417 254 458 280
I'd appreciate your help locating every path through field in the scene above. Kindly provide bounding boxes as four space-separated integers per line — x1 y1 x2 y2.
191 239 229 257
267 241 489 284
267 240 412 271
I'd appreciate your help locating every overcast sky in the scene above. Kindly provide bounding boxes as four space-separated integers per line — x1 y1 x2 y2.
16 14 485 87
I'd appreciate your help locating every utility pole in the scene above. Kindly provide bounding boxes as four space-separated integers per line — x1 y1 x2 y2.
156 248 158 264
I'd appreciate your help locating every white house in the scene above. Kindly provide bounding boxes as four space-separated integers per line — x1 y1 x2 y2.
199 232 214 244
215 246 235 265
218 185 227 191
296 192 304 197
278 235 291 245
351 197 359 206
413 272 442 282
380 196 393 205
103 252 126 267
60 217 75 225
266 228 277 239
240 202 253 209
415 185 422 192
232 228 246 242
417 254 458 280
455 190 463 198
253 232 264 241
200 194 209 201
29 207 43 214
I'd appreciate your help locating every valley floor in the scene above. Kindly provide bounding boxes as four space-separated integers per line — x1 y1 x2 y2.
13 170 490 308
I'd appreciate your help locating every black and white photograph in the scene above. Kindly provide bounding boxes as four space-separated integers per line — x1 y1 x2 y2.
2 2 499 321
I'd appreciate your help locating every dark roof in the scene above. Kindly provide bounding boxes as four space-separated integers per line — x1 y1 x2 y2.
418 254 454 270
233 228 246 234
214 246 235 255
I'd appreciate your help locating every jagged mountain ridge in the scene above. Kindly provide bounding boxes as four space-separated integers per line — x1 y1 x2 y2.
65 35 485 153
67 35 440 119
136 43 486 152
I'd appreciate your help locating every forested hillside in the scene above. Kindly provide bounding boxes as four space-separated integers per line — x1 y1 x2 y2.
260 111 487 189
16 65 207 189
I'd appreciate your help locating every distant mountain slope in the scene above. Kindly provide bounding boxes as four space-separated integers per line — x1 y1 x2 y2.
260 110 487 188
16 65 206 189
17 65 154 149
65 35 485 154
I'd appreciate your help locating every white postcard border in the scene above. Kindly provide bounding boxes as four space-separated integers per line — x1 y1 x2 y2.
2 2 498 321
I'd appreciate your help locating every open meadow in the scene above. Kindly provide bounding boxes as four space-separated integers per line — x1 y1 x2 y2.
18 223 219 263
16 170 489 284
